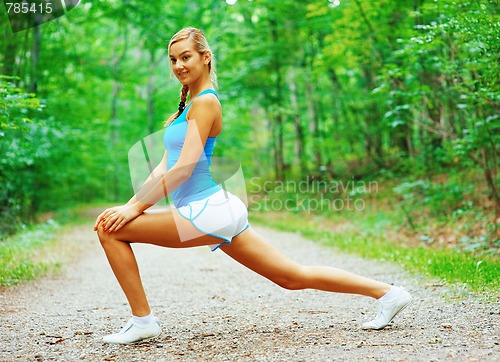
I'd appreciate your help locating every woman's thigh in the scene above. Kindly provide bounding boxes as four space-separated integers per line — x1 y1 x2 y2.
107 207 223 248
220 226 303 286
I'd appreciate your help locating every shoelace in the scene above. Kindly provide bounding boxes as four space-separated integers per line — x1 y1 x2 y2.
118 321 134 334
375 302 384 318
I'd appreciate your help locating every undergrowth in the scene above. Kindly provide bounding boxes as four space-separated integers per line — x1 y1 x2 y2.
0 206 96 287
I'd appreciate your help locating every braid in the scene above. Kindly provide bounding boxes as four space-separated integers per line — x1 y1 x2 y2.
165 84 190 126
178 85 189 113
208 60 218 89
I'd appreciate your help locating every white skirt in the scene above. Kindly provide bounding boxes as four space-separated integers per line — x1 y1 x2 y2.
175 189 249 251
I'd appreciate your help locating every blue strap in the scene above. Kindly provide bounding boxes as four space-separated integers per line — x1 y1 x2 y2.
195 88 219 99
184 89 218 114
171 89 219 126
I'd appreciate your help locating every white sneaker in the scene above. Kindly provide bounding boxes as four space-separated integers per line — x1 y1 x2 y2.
362 288 412 330
102 317 162 344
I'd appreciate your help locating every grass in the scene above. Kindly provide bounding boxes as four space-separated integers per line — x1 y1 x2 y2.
0 205 98 287
0 220 62 286
249 209 499 294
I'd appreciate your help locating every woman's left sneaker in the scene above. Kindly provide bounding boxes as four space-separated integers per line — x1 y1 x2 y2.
102 317 162 344
362 287 412 330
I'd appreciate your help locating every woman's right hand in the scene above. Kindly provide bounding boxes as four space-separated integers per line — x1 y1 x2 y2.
93 204 142 233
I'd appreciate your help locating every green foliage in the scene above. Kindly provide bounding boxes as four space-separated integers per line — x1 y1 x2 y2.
377 0 499 199
1 76 46 235
393 179 471 220
0 75 42 130
391 172 496 252
0 75 83 236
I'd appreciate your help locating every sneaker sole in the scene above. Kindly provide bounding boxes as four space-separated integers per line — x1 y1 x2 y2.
103 329 162 345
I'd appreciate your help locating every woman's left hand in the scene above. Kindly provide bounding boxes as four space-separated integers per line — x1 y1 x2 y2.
94 205 142 233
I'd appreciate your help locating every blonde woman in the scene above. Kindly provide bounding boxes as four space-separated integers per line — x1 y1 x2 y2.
94 27 412 345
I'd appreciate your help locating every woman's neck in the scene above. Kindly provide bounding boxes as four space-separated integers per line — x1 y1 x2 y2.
188 75 213 99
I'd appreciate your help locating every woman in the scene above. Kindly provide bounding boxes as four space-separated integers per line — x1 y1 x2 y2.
94 27 412 345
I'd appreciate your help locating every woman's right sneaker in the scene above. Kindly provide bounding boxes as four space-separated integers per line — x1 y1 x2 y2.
102 317 162 344
362 287 413 330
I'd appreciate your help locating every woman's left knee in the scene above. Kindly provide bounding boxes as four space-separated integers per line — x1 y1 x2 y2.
273 266 308 290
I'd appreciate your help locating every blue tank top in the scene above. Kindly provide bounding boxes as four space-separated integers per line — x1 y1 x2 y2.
163 89 222 207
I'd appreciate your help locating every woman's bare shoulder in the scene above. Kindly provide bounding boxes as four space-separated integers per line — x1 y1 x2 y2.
190 92 221 112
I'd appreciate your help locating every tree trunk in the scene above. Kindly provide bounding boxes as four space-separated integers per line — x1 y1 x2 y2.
2 36 18 77
305 80 321 170
468 148 500 222
29 25 41 93
147 49 156 136
270 17 284 181
289 75 306 177
361 65 384 163
108 28 128 200
274 114 284 181
406 123 414 157
110 79 121 201
426 100 444 151
352 0 384 63
328 67 342 134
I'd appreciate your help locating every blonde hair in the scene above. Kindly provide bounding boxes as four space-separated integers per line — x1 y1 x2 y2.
165 27 217 125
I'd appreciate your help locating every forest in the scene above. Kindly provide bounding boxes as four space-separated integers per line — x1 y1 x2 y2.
1 0 499 253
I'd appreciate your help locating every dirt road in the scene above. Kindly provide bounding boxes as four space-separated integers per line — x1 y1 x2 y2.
1 223 498 361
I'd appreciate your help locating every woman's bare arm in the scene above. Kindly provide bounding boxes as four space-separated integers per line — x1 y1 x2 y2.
95 94 220 233
125 150 168 207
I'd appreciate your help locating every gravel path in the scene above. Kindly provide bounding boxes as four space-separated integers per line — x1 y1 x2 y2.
0 222 498 361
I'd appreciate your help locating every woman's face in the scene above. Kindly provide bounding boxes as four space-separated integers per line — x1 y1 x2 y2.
169 39 210 86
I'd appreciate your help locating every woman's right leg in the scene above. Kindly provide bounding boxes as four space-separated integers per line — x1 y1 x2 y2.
97 208 227 317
